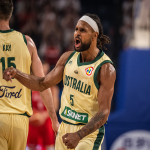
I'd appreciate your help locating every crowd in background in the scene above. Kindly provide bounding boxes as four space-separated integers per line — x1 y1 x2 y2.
11 0 141 67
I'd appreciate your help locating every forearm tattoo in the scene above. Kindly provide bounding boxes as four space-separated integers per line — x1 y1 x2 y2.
77 112 105 140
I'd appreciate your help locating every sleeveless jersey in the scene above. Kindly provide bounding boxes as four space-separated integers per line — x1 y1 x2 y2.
59 51 113 124
0 29 32 116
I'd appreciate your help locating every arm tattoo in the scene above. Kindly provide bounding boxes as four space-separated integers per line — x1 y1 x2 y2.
77 112 105 140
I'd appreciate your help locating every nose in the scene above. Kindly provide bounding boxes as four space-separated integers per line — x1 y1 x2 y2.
74 30 81 38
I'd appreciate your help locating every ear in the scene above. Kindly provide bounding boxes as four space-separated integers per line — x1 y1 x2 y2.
92 32 98 41
95 32 98 38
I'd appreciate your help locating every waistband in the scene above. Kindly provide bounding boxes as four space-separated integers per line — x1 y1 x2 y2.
63 120 86 125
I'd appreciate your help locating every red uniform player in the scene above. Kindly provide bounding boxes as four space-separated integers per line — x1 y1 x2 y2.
27 91 55 150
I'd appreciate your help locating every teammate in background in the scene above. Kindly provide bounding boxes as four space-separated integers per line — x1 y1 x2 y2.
4 13 116 150
0 0 59 150
27 63 59 150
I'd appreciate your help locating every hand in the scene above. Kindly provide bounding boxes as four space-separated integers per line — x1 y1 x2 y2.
62 132 80 149
52 121 60 136
3 67 17 82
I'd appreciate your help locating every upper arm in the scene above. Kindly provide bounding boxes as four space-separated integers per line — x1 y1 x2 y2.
40 51 74 89
97 63 116 115
25 35 44 77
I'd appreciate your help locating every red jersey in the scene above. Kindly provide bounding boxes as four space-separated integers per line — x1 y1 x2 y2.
32 91 46 111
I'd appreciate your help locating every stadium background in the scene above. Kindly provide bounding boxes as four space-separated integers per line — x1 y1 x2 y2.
10 0 150 150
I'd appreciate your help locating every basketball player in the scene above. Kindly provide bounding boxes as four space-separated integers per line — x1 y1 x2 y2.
4 13 116 150
0 0 59 150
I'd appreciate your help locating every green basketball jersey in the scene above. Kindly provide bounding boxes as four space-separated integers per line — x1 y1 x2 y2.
59 50 113 124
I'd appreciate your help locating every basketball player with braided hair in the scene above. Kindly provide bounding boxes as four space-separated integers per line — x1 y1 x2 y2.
4 13 116 150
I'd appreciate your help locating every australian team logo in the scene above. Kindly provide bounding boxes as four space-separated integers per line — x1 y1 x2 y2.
85 67 94 76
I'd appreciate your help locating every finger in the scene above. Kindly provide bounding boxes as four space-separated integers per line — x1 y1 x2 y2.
64 141 73 148
62 133 68 139
62 133 68 143
67 144 74 149
8 75 12 81
7 71 11 75
63 138 69 144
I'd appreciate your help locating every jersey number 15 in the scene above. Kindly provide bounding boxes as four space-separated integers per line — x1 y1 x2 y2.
0 57 16 77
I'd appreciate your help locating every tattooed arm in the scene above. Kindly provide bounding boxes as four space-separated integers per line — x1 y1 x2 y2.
76 63 116 139
62 63 116 149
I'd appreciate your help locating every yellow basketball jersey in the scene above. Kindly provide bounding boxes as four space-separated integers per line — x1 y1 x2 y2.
59 51 113 124
0 29 32 117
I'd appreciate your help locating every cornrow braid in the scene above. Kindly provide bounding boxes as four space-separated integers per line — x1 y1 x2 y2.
85 13 111 50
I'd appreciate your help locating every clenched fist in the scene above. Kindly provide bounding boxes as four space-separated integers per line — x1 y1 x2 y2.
62 132 81 149
3 67 17 82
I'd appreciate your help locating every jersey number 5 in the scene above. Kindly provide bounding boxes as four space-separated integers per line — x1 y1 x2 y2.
70 94 74 106
0 57 16 77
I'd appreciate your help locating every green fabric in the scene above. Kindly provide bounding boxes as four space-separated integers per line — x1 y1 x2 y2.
19 112 31 118
93 125 105 150
63 120 85 125
94 60 114 90
61 106 88 123
0 29 14 33
22 34 27 45
65 51 76 66
77 51 104 66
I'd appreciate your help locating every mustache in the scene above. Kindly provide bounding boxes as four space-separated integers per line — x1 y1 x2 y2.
75 36 81 41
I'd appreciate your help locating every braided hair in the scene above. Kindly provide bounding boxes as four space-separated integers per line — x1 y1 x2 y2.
0 0 13 20
85 13 111 50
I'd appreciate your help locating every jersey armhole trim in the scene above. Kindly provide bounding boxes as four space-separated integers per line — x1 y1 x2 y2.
94 60 114 90
22 34 27 45
65 51 76 66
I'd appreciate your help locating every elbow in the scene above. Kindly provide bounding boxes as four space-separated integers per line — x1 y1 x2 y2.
101 109 110 122
38 78 47 92
39 89 44 92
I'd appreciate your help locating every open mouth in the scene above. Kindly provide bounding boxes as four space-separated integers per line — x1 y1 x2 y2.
75 38 81 48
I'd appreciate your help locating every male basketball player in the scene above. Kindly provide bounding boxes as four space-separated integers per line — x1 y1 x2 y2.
4 13 116 150
0 0 59 150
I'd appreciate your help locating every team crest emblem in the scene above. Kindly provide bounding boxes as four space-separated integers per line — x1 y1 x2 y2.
68 60 72 65
85 67 94 76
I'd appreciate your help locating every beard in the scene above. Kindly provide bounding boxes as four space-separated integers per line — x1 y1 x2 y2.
74 38 92 52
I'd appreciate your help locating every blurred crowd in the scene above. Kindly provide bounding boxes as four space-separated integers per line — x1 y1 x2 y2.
120 0 150 49
11 0 81 68
120 0 134 49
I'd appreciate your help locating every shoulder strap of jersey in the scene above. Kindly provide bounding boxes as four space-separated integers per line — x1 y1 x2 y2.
65 51 76 66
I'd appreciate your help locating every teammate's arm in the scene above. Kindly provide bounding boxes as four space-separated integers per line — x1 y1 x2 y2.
3 50 73 91
25 35 59 133
62 63 116 149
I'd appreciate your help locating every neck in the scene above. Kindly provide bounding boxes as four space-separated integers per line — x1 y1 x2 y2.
0 20 10 30
80 44 99 63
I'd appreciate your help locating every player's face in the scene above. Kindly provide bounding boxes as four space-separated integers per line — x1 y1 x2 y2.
74 20 93 52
